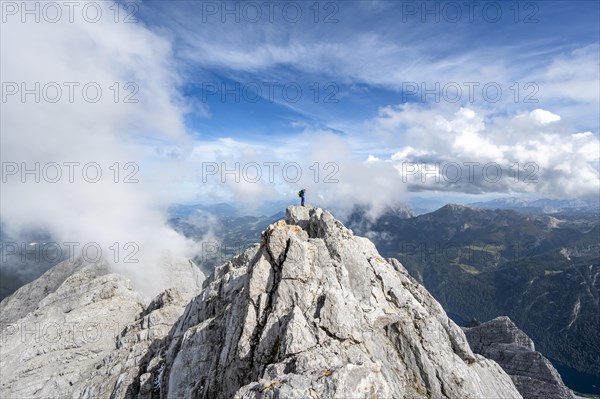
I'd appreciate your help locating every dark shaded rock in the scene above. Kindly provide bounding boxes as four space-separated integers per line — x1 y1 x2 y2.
464 316 574 399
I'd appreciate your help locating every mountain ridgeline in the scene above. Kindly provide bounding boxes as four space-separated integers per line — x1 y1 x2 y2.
346 203 600 385
2 206 569 398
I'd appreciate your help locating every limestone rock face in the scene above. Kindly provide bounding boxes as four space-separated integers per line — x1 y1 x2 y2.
0 256 204 399
0 256 98 328
463 317 575 399
145 206 522 399
1 207 526 399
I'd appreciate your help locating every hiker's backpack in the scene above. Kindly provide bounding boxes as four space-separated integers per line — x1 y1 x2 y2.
298 190 302 197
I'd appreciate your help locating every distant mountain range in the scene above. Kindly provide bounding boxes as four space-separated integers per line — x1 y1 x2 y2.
168 200 291 219
468 197 600 215
168 196 600 219
167 206 284 273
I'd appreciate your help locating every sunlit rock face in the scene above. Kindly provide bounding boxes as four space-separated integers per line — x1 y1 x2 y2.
0 256 204 399
149 206 521 399
0 206 524 399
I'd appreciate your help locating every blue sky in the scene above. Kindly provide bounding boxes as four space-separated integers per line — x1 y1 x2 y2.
1 0 598 276
135 0 599 138
112 0 600 208
2 0 599 238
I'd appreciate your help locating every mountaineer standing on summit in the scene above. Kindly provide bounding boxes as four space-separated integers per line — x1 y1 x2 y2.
298 188 306 206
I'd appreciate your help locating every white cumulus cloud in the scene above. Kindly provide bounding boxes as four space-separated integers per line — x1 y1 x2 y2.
530 109 561 124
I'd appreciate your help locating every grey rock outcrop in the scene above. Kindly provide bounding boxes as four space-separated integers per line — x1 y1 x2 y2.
463 316 575 399
0 256 97 328
0 256 204 399
140 206 522 399
1 206 525 398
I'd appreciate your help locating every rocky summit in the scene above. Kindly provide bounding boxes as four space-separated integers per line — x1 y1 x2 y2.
1 206 528 398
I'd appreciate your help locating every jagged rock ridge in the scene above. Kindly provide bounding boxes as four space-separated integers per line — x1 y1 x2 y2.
0 257 204 399
464 317 575 399
1 206 525 398
138 206 521 398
